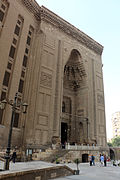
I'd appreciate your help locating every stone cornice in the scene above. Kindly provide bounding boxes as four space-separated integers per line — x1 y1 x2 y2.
40 6 103 55
21 0 40 20
20 1 103 55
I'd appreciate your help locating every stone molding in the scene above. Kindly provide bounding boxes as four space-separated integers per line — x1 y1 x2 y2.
21 1 103 55
21 0 40 20
40 6 103 55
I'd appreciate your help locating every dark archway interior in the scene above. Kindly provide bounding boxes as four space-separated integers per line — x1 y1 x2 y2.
110 149 115 160
61 122 68 145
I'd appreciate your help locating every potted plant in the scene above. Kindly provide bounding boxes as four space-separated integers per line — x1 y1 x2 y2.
55 156 60 164
74 158 80 175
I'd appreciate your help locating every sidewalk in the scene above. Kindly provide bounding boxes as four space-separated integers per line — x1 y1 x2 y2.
51 162 120 180
0 160 63 173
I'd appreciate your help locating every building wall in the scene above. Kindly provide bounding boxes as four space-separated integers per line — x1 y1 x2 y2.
112 112 120 138
0 0 38 148
0 0 107 150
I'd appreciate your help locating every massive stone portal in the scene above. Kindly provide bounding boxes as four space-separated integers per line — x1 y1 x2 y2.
0 1 107 156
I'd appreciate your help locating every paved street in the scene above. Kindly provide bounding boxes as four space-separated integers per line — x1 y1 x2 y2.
51 162 120 180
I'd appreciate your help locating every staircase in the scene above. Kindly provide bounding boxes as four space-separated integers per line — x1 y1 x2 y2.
32 148 70 163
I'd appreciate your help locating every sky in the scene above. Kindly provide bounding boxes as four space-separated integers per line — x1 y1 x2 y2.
36 0 120 139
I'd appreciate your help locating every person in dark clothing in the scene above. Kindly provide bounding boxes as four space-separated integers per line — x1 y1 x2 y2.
11 150 17 163
89 155 92 166
91 155 95 166
104 155 107 166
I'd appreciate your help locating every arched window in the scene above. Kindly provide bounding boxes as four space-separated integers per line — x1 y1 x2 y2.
62 101 65 112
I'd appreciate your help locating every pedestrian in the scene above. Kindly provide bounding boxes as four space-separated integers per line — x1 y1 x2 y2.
11 149 17 163
104 154 107 166
89 154 92 166
99 154 101 163
91 155 95 166
100 154 104 166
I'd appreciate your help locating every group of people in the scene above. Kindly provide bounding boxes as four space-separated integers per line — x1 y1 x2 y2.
89 154 107 166
99 154 107 166
100 154 107 166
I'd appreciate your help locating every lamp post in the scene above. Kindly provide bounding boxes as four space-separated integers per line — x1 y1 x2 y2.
0 92 28 170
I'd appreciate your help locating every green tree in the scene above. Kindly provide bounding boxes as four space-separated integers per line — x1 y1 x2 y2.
112 136 120 147
107 142 113 147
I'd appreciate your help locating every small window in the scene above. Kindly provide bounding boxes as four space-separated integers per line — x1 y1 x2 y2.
1 4 6 10
25 48 29 54
12 38 17 45
28 30 32 36
9 45 16 59
17 20 21 25
22 55 28 67
26 36 31 46
0 109 3 124
7 62 12 70
62 101 65 112
14 25 20 36
18 79 24 93
3 71 10 87
0 10 4 22
1 91 6 100
13 113 19 128
21 70 25 78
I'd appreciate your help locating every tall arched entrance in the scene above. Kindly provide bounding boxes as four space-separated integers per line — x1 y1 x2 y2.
61 49 87 145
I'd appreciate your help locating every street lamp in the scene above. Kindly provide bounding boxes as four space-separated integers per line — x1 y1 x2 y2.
0 92 28 170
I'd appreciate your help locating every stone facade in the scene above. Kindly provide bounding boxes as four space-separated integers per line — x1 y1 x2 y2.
112 111 120 138
0 0 107 154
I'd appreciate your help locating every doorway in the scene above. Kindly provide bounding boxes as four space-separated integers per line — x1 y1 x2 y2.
82 154 88 162
61 122 68 146
110 148 115 160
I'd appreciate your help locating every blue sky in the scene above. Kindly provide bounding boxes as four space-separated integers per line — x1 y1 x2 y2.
36 0 120 139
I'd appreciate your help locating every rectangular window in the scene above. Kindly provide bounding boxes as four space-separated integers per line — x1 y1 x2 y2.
0 9 4 22
22 55 28 67
17 20 21 25
25 48 29 54
3 71 10 87
26 36 31 46
7 62 12 70
14 25 20 36
1 4 6 10
12 38 17 45
21 70 25 78
0 109 3 124
1 91 6 100
28 30 32 36
13 112 19 128
9 45 16 59
18 79 24 93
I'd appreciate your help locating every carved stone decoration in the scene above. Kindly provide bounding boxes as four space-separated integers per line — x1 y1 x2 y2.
21 0 40 20
21 1 103 55
40 7 103 55
77 109 84 117
97 94 104 104
40 72 52 88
